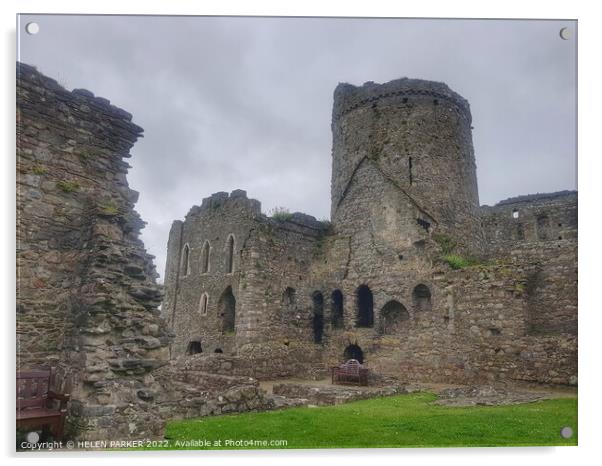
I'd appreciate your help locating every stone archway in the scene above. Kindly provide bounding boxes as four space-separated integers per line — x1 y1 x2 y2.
343 344 364 364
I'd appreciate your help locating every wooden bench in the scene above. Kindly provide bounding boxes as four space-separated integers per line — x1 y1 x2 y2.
16 370 70 441
331 359 369 386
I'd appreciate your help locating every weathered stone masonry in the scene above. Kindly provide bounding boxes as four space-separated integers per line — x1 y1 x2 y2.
166 78 577 387
16 64 576 439
16 63 278 440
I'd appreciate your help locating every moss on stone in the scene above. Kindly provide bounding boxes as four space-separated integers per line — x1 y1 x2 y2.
56 179 80 193
31 165 47 175
443 254 480 270
99 200 120 216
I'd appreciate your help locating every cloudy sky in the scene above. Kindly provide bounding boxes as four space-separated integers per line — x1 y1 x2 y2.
18 15 577 282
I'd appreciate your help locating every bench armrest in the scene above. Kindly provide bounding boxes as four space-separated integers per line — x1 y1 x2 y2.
48 391 70 410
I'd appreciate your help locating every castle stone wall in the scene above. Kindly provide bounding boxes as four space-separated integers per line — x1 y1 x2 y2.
161 77 577 388
480 191 577 250
17 63 171 440
331 79 483 253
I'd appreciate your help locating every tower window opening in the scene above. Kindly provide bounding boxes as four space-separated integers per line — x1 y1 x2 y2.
201 241 211 273
181 244 190 276
409 157 413 185
199 293 209 315
356 285 374 328
225 234 235 273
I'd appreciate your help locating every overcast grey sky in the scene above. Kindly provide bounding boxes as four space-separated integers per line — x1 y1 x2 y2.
18 15 577 282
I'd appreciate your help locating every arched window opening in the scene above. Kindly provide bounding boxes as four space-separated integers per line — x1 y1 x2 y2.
201 241 211 273
343 344 364 364
379 300 410 334
225 234 235 273
181 243 190 276
356 285 374 327
219 286 236 333
214 348 223 353
312 291 324 343
199 293 209 315
331 289 344 329
186 339 202 355
413 284 432 312
283 287 296 307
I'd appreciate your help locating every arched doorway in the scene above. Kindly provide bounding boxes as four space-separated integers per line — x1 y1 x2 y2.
312 291 324 343
343 344 364 364
356 285 374 327
219 286 236 333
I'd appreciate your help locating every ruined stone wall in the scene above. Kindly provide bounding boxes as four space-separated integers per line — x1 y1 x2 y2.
331 79 483 253
481 192 577 336
165 191 329 377
17 63 171 439
165 190 262 356
152 358 274 420
164 76 577 388
480 191 577 249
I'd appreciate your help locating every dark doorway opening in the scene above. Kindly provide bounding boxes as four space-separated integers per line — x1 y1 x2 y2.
214 348 223 353
312 291 324 343
331 289 344 329
186 340 202 355
356 285 374 327
379 300 410 334
219 286 236 333
343 344 364 364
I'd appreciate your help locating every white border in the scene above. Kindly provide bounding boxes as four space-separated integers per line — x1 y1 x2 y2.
3 1 600 465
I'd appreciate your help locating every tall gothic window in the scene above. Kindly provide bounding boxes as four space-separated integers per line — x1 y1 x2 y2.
199 293 209 315
225 234 235 273
181 243 190 276
201 241 210 273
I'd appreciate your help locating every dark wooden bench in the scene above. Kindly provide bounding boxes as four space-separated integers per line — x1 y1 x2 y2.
331 359 369 386
16 370 70 441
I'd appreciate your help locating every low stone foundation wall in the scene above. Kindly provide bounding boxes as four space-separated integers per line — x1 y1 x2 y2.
172 349 327 380
272 382 406 406
151 359 274 421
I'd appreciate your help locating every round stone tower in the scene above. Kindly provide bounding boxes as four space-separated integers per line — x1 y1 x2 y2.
330 78 483 252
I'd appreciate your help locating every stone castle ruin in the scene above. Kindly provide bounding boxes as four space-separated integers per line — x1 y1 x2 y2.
164 78 577 385
16 63 576 441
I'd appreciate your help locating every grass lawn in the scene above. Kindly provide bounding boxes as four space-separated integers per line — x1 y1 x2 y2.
142 393 577 450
